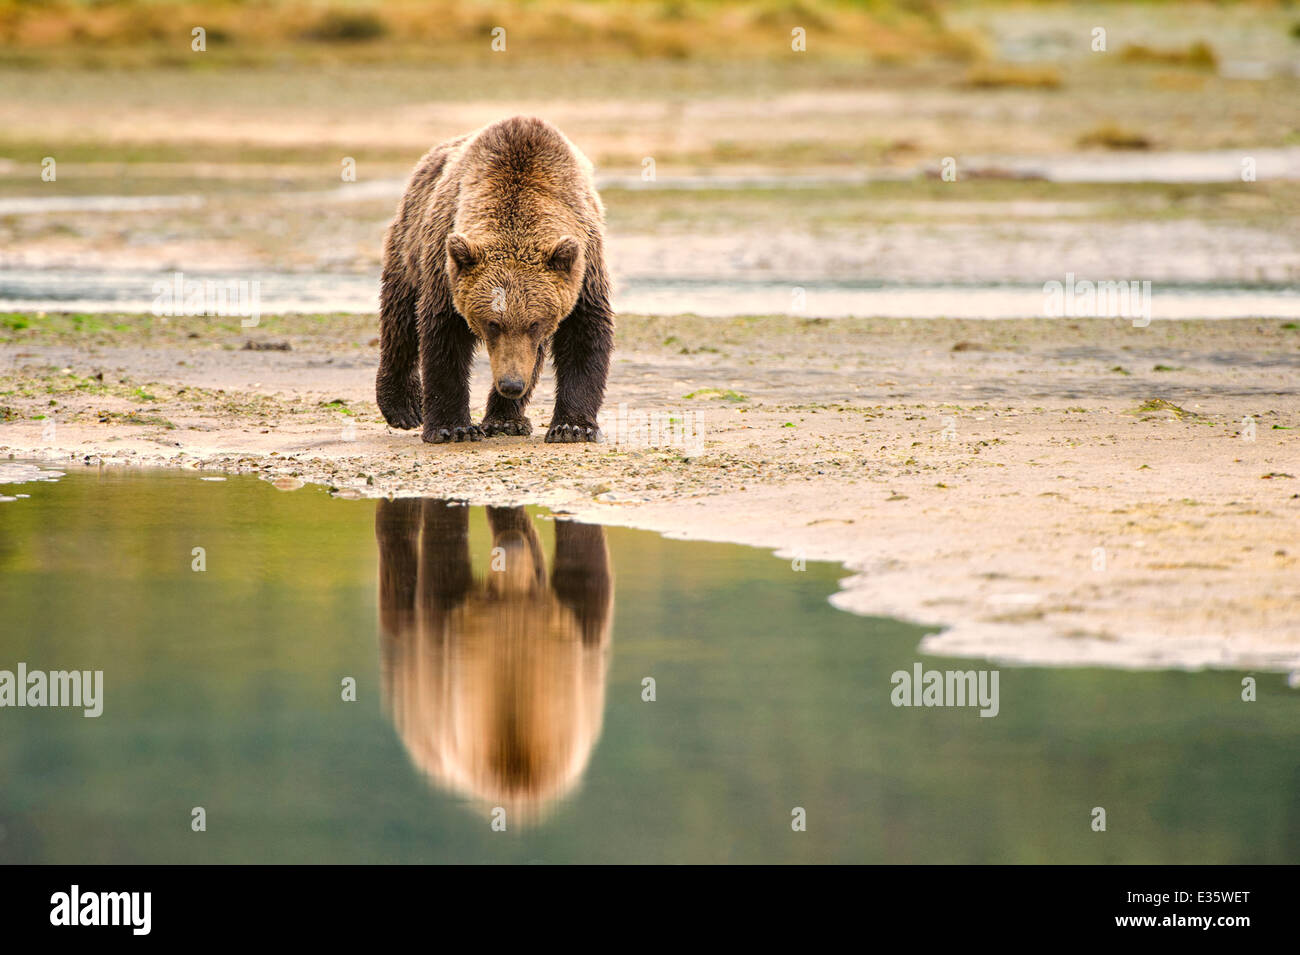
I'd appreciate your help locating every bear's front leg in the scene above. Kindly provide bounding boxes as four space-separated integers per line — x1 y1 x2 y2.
420 305 483 444
546 275 613 444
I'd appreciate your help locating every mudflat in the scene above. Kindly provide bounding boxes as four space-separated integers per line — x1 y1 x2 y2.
3 312 1295 672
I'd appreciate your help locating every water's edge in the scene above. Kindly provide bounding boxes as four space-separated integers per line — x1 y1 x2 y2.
2 270 1298 319
8 450 1294 677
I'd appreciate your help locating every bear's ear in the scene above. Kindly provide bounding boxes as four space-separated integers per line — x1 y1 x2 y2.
547 236 581 275
446 233 479 275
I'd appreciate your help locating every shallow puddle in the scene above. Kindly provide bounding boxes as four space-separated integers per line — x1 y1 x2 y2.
0 464 1296 862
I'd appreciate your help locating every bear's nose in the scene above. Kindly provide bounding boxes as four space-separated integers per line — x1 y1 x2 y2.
496 375 525 399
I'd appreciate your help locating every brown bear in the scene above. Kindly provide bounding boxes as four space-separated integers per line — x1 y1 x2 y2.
375 498 614 824
376 116 614 443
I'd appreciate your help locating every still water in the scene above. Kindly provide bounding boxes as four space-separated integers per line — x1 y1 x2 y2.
3 269 1298 319
0 464 1296 863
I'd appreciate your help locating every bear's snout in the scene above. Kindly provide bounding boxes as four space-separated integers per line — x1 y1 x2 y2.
496 375 526 399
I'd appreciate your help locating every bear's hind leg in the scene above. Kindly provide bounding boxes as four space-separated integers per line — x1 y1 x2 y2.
375 270 423 429
546 251 614 443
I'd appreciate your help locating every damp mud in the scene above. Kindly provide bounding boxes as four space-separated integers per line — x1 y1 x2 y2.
2 312 1297 677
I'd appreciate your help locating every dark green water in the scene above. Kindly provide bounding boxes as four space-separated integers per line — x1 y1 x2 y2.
0 463 1296 864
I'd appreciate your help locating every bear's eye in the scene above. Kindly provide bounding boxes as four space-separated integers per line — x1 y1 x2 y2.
528 321 541 334
485 320 502 335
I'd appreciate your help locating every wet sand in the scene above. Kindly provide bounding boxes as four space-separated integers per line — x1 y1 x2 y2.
3 313 1296 673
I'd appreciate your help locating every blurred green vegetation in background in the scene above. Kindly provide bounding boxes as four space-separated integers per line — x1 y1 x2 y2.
0 0 996 68
4 0 1290 70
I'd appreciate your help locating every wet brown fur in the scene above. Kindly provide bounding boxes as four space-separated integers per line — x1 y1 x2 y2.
376 116 614 443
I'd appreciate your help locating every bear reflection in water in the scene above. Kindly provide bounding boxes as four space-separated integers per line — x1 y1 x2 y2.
375 499 613 825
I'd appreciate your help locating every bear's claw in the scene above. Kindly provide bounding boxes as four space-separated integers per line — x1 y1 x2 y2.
423 424 484 444
481 418 533 437
545 422 601 444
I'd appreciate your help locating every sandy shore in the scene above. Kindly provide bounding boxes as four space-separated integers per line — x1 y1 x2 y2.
2 313 1297 673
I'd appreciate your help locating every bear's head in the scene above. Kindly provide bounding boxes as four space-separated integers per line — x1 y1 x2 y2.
445 232 585 400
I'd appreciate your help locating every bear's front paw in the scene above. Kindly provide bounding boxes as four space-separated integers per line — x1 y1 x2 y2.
545 421 602 444
481 417 533 437
423 423 484 444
